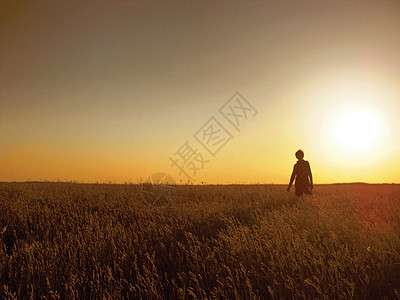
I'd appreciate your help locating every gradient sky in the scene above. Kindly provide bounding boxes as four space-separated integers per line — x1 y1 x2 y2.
1 0 399 184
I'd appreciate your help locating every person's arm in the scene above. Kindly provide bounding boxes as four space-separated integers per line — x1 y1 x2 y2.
308 162 313 189
287 165 296 191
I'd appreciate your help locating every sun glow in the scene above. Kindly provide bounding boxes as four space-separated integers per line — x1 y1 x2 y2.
335 110 379 151
308 69 396 180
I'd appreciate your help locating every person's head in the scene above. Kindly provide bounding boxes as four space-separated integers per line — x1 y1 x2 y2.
295 149 304 160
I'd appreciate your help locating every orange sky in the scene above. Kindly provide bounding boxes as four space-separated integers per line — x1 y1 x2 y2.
1 0 399 184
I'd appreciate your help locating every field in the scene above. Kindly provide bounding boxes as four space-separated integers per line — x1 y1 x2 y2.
0 182 399 299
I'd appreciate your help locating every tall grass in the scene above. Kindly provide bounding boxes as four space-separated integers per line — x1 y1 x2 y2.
0 182 399 299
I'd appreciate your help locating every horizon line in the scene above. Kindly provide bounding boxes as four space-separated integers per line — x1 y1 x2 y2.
0 181 399 186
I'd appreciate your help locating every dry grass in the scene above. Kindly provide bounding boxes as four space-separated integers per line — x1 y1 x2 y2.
0 182 399 299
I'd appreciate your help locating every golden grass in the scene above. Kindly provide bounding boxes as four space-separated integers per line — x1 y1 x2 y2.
0 182 399 299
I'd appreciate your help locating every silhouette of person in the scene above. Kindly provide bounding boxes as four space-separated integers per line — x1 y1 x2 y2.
287 149 313 197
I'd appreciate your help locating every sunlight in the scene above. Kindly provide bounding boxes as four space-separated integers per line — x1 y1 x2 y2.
307 69 395 179
335 110 379 151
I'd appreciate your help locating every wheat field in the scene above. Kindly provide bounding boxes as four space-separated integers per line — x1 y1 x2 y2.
0 182 399 299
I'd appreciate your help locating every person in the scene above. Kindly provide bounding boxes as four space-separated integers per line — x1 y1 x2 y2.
287 149 313 197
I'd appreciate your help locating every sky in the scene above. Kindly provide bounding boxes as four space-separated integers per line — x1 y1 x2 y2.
1 0 399 184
